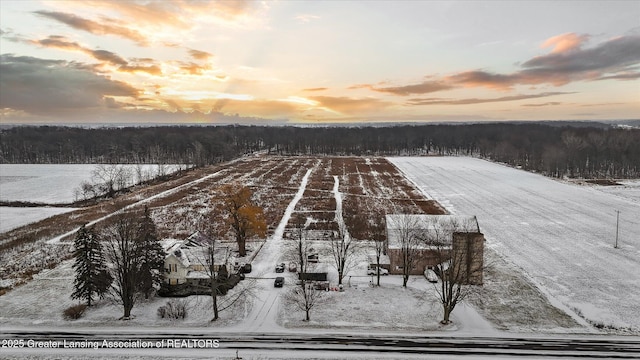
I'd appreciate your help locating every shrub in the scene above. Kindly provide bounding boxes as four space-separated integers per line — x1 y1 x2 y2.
157 300 187 319
63 304 88 320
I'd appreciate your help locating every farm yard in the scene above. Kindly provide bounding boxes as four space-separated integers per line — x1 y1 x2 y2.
390 156 640 333
0 155 636 335
0 157 442 294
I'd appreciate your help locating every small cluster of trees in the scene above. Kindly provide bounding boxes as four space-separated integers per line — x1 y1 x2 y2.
71 206 165 319
70 183 265 321
75 163 178 201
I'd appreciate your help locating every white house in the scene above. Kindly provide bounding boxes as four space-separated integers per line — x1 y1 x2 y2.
162 231 230 285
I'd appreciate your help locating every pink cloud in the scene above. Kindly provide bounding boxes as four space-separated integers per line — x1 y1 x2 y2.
541 32 590 53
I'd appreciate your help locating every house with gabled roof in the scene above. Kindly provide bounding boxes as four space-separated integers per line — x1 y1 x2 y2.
162 231 230 286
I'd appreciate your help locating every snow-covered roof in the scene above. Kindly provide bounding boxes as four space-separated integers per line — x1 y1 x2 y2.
162 234 229 269
367 254 390 265
302 262 330 274
385 214 480 249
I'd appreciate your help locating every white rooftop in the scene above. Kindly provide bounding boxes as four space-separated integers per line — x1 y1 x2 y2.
385 214 480 249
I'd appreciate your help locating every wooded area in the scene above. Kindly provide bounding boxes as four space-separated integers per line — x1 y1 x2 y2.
1 123 639 178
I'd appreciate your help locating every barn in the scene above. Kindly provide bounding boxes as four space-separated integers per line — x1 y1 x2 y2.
385 214 484 284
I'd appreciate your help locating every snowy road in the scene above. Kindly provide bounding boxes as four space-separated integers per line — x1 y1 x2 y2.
389 157 640 331
228 168 314 333
2 328 639 359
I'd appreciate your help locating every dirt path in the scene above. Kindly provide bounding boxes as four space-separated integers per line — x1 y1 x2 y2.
45 170 226 244
230 168 314 332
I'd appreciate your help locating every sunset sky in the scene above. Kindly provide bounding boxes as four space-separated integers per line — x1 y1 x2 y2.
1 0 639 125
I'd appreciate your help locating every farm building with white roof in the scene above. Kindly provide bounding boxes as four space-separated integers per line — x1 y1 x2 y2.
385 214 484 284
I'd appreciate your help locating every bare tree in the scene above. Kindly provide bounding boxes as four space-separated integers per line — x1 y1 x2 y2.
284 214 324 321
328 222 360 286
74 181 98 201
389 215 422 288
91 164 131 198
370 216 387 287
192 216 254 322
421 216 484 324
101 213 142 319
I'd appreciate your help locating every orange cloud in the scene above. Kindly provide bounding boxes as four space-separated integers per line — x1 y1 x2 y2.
369 81 453 95
541 33 590 53
521 102 563 107
34 11 149 46
355 33 640 95
302 87 328 92
188 49 213 61
31 35 162 76
80 0 262 35
406 92 573 106
308 96 393 114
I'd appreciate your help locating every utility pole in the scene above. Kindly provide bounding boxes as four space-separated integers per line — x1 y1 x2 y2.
615 210 620 249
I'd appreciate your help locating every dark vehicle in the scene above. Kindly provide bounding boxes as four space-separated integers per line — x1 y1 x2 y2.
275 263 285 273
242 263 252 273
234 262 252 274
307 253 319 263
274 277 284 287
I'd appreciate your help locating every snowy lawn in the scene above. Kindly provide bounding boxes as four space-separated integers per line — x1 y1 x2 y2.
0 259 251 327
278 276 448 332
390 156 640 333
467 246 584 333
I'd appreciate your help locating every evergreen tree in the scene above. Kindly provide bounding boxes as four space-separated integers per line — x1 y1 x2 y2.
71 224 112 306
136 206 166 299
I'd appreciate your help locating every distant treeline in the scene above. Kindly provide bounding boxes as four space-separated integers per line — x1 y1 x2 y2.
1 123 639 178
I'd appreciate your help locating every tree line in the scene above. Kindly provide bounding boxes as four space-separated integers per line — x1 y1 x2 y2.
2 123 639 178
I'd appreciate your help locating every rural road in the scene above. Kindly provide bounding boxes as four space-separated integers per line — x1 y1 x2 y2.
2 328 640 359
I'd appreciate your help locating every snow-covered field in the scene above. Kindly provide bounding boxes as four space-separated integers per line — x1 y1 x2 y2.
389 156 640 332
0 164 183 233
0 164 183 204
1 160 583 336
0 207 77 233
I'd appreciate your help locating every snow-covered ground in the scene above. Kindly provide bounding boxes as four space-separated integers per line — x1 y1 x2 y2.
0 164 185 233
0 164 183 204
589 180 640 204
0 206 77 233
389 156 640 332
0 163 494 337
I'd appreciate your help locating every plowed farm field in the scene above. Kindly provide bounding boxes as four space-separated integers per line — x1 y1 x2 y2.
0 156 444 289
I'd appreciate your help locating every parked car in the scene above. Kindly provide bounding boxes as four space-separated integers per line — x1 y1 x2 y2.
234 262 252 274
367 266 389 276
424 269 439 283
274 277 284 287
242 263 252 273
275 263 285 273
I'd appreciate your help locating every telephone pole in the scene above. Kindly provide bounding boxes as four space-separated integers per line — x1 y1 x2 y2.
615 210 620 249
